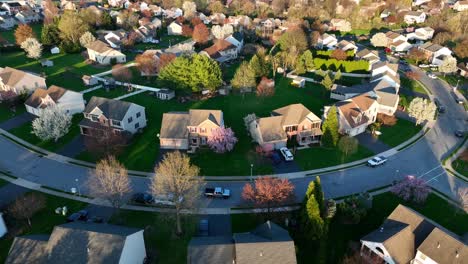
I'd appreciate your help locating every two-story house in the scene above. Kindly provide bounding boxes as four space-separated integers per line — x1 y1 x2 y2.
385 31 413 52
370 61 400 89
104 30 127 49
406 27 435 41
1 2 22 15
79 96 147 137
317 33 338 49
0 67 46 98
336 40 358 52
329 18 351 32
248 104 323 150
404 11 427 24
159 109 224 150
361 204 467 264
15 10 40 24
356 49 380 69
86 40 126 65
200 39 238 63
224 32 244 54
24 85 85 116
418 42 453 66
167 21 183 35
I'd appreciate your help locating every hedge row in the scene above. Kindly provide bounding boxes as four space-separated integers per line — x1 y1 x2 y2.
313 58 369 73
314 50 355 58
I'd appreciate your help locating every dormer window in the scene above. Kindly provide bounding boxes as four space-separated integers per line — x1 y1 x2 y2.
111 120 121 127
90 114 99 122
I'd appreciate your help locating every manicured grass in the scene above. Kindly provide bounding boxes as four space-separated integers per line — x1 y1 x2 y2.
294 145 374 171
109 210 197 264
0 103 26 123
401 76 427 95
302 71 364 86
0 178 9 188
452 157 467 177
231 192 468 264
1 23 43 44
7 115 84 152
83 86 132 101
0 191 87 263
222 60 242 81
378 119 421 147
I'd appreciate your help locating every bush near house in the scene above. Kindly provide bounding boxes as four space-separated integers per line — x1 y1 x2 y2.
313 58 369 73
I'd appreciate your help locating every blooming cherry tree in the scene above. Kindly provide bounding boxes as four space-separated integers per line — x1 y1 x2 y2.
391 175 431 203
207 127 238 153
32 106 72 142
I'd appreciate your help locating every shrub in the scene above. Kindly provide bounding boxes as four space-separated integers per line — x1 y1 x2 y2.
338 196 367 224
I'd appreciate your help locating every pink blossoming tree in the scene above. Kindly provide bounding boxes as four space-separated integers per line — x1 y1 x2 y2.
242 176 294 214
207 127 238 153
391 175 431 203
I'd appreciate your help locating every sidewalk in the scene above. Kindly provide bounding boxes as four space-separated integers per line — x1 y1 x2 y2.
444 139 468 182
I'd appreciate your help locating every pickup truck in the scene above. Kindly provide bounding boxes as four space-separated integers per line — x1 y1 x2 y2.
205 187 231 199
367 156 388 167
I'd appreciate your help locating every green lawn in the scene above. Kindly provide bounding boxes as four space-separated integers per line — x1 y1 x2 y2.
7 115 83 152
294 145 374 171
401 76 427 95
378 119 422 147
0 191 88 263
109 210 196 264
0 104 26 123
231 192 468 264
83 86 132 101
452 156 467 177
1 23 43 44
0 178 9 188
302 72 364 86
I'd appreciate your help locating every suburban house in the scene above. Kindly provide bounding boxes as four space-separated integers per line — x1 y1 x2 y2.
384 31 413 52
406 27 435 41
329 18 351 32
87 40 126 65
418 42 453 66
247 104 323 150
453 0 468 11
412 0 431 5
79 96 147 136
0 67 46 97
0 15 16 30
317 33 338 49
164 39 196 56
224 32 244 54
24 85 85 116
210 12 226 25
134 24 158 43
458 63 468 77
1 2 22 15
159 109 224 150
356 49 380 68
167 21 183 35
5 222 146 264
404 11 427 24
332 94 380 136
200 39 238 63
104 30 127 49
370 61 400 89
360 204 467 264
15 10 40 24
163 7 183 19
187 221 297 264
336 40 358 52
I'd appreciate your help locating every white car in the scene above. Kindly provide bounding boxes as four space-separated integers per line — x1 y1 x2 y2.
280 147 294 161
367 156 387 167
427 72 437 79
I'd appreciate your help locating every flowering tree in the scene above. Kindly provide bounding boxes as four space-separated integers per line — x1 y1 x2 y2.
192 23 210 44
242 176 294 213
408 97 436 125
20 38 42 60
207 127 238 153
32 106 72 142
211 24 233 39
182 1 197 18
79 31 96 48
370 32 387 47
391 175 431 203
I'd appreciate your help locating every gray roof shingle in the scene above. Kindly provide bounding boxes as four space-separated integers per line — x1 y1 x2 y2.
84 96 134 121
187 236 235 264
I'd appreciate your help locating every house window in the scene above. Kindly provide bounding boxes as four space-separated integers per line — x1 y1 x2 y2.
112 120 121 127
200 128 206 133
135 122 140 129
90 114 99 122
128 117 133 123
190 127 197 133
302 125 308 130
136 112 141 118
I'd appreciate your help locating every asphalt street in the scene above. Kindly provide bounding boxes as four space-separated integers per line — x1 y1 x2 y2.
0 66 466 209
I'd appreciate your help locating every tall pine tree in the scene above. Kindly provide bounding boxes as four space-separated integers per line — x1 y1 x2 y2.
322 106 340 147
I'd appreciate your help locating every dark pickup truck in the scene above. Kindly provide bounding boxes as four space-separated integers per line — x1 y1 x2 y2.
204 187 231 199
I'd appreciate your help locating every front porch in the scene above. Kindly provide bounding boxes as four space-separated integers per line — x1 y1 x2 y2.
296 129 322 146
360 244 387 264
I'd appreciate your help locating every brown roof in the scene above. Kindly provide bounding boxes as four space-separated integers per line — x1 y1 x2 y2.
351 93 377 111
87 40 114 54
188 109 223 126
337 94 376 128
417 228 467 264
257 116 287 142
24 85 67 108
203 39 235 57
0 67 27 87
272 103 320 126
159 112 189 139
385 31 402 40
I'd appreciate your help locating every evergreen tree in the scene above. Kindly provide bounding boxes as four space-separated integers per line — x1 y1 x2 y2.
231 62 256 91
305 180 315 199
305 193 325 239
322 106 340 147
41 24 60 46
334 69 342 81
321 73 334 90
249 54 269 77
295 56 306 75
314 176 324 215
302 50 314 71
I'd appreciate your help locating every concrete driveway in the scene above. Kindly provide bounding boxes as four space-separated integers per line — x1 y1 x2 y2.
0 112 34 130
198 214 232 236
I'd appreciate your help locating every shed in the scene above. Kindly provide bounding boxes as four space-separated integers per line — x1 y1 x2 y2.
156 89 175 100
82 75 98 86
292 77 305 88
40 59 54 67
50 46 60 54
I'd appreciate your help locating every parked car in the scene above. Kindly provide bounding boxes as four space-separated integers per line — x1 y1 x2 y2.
66 210 88 222
205 187 231 199
132 193 155 204
433 99 446 113
271 152 282 164
198 219 209 236
87 216 104 223
427 72 437 79
455 130 465 138
280 147 294 161
367 156 387 167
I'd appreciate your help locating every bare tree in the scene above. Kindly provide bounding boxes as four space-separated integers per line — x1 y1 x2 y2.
112 64 133 82
84 125 128 157
14 24 35 45
338 136 358 157
9 193 46 227
135 53 158 77
88 156 132 209
43 0 59 25
151 152 204 235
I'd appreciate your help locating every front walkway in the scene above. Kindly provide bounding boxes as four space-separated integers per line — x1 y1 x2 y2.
0 112 34 130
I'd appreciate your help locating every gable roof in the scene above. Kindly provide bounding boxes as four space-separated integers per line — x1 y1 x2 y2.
385 31 403 40
25 85 68 108
5 235 49 264
257 116 287 142
420 42 444 53
272 103 320 126
371 61 398 73
0 67 45 87
417 228 467 264
233 221 297 264
160 112 190 139
84 96 135 120
203 39 236 58
356 48 379 58
188 236 234 264
337 94 376 128
406 11 424 16
188 109 223 127
87 40 115 54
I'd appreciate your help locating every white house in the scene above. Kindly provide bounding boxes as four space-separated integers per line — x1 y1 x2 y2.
15 10 40 24
404 11 427 24
419 42 453 66
134 24 158 43
336 40 358 52
167 21 183 35
24 85 85 116
406 27 435 41
200 39 238 62
371 61 400 89
0 67 47 97
80 96 147 136
453 0 468 11
412 0 431 5
385 31 413 52
86 40 126 65
356 49 380 68
332 94 380 136
5 222 147 264
104 30 127 49
317 33 338 49
224 32 244 53
163 7 183 19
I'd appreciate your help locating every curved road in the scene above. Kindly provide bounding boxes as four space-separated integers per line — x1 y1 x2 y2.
0 66 466 209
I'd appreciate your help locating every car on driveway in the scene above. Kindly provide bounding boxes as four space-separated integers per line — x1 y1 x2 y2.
132 193 155 204
280 147 294 161
271 152 282 164
427 72 437 79
367 156 387 167
66 210 88 222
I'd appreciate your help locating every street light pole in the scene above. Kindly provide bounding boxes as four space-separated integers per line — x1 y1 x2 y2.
250 164 253 180
75 178 81 196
